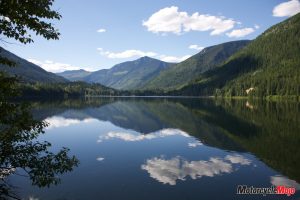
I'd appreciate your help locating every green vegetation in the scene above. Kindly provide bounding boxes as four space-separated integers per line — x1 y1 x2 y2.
30 98 300 182
144 40 250 90
60 56 173 90
173 13 300 98
0 72 79 200
0 1 79 198
0 0 61 44
57 69 92 81
20 81 117 99
1 6 300 99
0 47 67 83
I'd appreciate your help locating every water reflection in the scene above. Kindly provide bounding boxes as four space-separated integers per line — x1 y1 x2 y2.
30 98 300 184
0 87 79 199
96 157 105 161
97 129 190 143
45 116 96 129
141 154 251 185
187 141 202 148
15 97 300 199
270 175 300 189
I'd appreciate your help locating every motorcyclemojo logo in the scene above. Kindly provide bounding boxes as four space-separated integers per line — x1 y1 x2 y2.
237 185 296 196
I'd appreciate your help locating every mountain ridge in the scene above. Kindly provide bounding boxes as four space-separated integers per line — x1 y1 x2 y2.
0 47 68 83
143 40 251 90
59 56 173 90
57 69 92 82
173 13 300 97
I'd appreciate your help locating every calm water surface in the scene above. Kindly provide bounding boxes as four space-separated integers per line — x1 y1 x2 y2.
9 98 300 200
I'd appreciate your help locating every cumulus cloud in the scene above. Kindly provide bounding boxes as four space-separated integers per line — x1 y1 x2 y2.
143 6 236 35
97 28 106 33
159 54 191 62
141 156 233 185
226 27 255 38
189 44 205 51
271 175 300 189
97 128 190 143
27 58 85 73
97 48 157 59
97 47 190 62
273 0 300 17
141 154 252 185
45 116 96 129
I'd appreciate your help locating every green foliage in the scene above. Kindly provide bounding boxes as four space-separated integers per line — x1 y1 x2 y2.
175 13 300 97
144 40 250 90
0 74 79 200
76 56 173 90
0 0 61 44
57 69 92 81
20 81 118 99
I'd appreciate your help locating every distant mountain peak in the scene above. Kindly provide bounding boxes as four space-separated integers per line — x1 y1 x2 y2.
72 56 173 90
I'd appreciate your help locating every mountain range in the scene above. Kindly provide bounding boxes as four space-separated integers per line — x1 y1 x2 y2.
173 12 300 97
1 13 299 97
57 69 92 82
58 56 173 90
144 40 250 90
0 47 67 83
57 40 249 91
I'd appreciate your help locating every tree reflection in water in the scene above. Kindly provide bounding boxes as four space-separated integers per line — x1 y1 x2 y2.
0 74 79 199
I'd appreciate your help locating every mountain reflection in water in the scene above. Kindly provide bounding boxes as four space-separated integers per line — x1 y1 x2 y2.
9 97 300 200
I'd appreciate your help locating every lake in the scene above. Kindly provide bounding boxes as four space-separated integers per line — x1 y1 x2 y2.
7 97 300 200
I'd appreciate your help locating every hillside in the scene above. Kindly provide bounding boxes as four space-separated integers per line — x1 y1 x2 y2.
173 13 300 97
0 47 68 83
83 56 173 90
144 40 250 90
57 69 92 81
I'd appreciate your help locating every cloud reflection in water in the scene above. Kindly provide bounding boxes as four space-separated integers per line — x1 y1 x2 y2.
270 175 300 190
97 128 190 143
45 116 96 129
141 154 252 185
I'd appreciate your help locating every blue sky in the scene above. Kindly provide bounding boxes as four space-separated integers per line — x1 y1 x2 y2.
3 0 300 72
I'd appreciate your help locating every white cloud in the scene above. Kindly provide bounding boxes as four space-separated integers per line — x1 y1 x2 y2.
273 0 300 17
189 44 205 51
141 156 233 185
271 175 300 189
45 116 96 129
97 128 190 143
27 58 88 73
225 154 251 165
96 157 105 161
141 154 252 185
254 24 260 29
188 141 203 148
159 54 191 62
226 27 255 38
97 28 106 33
97 48 157 59
97 48 190 63
143 6 236 35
